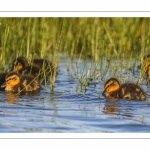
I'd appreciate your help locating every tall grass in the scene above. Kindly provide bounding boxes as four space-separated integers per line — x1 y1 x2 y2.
0 18 150 89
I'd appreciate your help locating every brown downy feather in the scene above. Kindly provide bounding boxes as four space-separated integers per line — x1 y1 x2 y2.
103 78 147 101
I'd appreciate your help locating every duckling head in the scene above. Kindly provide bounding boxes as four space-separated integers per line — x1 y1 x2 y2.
103 78 120 100
11 56 29 72
1 72 20 91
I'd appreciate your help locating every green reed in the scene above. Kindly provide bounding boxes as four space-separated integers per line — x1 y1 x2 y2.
1 18 150 59
1 18 150 91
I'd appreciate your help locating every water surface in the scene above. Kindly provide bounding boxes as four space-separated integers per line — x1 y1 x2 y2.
0 55 150 133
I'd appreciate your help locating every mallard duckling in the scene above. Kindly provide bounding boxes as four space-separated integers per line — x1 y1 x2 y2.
11 56 55 81
103 78 147 101
1 72 40 93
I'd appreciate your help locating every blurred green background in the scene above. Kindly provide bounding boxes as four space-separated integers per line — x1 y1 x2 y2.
0 18 150 71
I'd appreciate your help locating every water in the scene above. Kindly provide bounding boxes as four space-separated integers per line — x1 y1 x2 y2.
0 55 150 133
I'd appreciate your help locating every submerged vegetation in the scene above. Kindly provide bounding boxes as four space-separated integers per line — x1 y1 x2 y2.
0 18 150 92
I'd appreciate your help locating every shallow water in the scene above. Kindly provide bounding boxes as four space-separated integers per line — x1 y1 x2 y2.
0 55 150 133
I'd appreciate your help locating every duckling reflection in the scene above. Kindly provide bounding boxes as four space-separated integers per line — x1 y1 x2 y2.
5 91 18 104
103 103 118 114
103 78 147 101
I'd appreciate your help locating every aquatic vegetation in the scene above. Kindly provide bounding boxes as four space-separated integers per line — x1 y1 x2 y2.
0 18 150 92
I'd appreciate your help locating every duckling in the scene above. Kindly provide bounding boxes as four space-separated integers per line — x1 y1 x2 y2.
103 78 147 101
11 56 55 81
1 72 40 93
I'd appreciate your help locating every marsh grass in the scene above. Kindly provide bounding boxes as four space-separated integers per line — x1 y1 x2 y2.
1 18 150 91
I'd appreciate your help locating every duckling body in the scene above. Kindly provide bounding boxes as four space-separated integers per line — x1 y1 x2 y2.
103 78 147 101
32 59 53 72
1 72 40 93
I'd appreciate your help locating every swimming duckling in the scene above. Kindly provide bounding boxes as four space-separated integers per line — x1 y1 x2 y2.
1 72 40 93
11 56 55 81
103 78 147 101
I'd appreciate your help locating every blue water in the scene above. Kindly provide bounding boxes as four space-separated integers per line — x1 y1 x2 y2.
0 55 150 133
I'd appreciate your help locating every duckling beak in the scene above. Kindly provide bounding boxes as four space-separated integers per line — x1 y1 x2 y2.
1 82 6 88
13 67 18 72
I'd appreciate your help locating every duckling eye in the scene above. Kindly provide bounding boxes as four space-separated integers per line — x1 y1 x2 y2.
15 62 22 66
105 82 115 89
6 77 17 82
